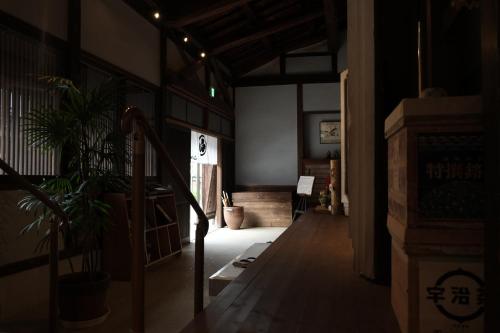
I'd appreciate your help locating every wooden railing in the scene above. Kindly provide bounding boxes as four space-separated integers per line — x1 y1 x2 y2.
122 106 210 333
0 158 68 333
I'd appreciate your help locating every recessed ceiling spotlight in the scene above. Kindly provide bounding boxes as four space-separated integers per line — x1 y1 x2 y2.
153 11 161 20
200 52 206 58
183 36 189 43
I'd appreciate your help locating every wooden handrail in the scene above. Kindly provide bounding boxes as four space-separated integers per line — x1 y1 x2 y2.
122 106 210 333
122 106 210 235
0 159 68 222
0 158 68 333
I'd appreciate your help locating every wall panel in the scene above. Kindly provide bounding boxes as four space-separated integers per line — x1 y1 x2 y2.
347 0 376 278
0 0 67 40
81 0 160 86
235 85 297 186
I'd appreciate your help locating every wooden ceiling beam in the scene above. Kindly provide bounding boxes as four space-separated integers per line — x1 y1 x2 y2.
242 4 273 50
211 11 324 55
256 0 301 19
166 0 253 28
322 0 339 53
234 73 340 87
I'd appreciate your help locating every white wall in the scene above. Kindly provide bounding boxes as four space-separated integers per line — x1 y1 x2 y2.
0 0 68 40
303 83 340 111
0 191 46 266
286 56 332 74
0 192 78 321
235 85 297 185
302 83 341 159
81 0 160 86
167 38 187 72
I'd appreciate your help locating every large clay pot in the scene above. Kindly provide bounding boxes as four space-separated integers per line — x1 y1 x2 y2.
223 206 244 230
58 272 111 328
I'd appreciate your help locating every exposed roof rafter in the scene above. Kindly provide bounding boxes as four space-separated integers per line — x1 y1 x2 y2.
322 0 340 53
166 0 254 28
210 11 324 55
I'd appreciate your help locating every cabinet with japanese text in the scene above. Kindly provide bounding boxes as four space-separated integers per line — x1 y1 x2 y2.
385 96 484 333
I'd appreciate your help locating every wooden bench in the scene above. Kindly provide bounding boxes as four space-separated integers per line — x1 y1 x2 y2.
208 243 270 297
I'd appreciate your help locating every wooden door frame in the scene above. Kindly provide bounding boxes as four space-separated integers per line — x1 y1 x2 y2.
340 69 349 216
216 139 224 228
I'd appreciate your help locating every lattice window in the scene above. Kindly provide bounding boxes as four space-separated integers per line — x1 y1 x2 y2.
0 28 63 175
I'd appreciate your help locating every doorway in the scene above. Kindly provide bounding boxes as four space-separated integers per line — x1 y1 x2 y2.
190 131 219 241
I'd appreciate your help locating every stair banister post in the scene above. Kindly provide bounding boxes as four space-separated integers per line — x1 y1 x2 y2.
122 109 146 333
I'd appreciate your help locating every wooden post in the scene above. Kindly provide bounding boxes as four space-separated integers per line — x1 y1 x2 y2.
481 0 500 330
194 218 205 314
330 159 341 215
121 106 209 318
297 84 304 177
48 219 59 333
216 140 223 228
131 127 145 333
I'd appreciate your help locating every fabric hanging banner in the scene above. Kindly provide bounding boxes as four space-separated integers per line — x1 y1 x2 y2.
191 131 218 165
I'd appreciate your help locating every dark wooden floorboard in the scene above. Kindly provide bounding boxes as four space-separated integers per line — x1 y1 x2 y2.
181 213 400 333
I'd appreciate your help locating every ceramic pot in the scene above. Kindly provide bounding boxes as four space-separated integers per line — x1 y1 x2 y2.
223 206 244 230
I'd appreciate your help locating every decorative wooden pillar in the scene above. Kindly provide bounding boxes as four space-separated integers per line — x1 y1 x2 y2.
385 96 484 333
48 219 59 333
131 127 145 333
330 159 341 215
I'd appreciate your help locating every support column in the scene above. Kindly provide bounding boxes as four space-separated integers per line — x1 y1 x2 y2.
131 128 145 333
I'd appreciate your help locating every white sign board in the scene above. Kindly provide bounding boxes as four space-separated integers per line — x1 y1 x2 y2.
191 131 217 165
297 176 315 196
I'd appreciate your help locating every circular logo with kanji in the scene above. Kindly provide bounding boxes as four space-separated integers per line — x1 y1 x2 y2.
198 135 207 156
426 268 484 323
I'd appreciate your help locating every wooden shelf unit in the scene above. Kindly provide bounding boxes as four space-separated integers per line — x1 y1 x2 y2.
302 159 331 204
139 193 182 267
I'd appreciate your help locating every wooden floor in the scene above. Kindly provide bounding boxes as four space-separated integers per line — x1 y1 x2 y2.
181 213 400 333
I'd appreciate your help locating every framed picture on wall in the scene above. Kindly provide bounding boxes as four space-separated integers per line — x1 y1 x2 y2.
319 120 340 144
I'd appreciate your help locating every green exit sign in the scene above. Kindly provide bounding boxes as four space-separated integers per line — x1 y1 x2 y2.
210 87 216 98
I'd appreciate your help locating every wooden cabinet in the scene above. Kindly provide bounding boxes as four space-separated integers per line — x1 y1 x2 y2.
385 96 484 333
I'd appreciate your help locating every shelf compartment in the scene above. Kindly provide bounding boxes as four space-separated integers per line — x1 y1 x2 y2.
168 224 182 253
145 230 161 265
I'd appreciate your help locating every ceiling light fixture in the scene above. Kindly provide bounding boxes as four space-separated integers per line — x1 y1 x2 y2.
200 52 206 58
183 36 189 43
153 11 161 20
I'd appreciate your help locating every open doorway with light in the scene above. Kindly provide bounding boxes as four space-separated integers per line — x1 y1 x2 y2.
190 131 219 241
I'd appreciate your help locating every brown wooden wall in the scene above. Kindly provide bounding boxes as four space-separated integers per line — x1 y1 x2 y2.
347 0 419 281
347 0 377 279
232 192 293 228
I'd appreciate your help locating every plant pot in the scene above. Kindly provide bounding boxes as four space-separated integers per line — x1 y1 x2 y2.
223 206 244 230
58 272 111 328
101 193 131 281
319 196 330 208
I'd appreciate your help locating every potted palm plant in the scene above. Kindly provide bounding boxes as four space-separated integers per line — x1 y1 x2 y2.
17 77 129 328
